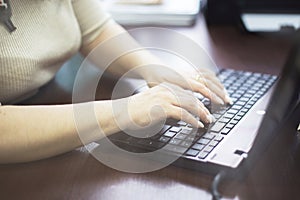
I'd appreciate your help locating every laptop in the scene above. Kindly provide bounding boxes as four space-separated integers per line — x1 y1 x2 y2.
101 42 300 178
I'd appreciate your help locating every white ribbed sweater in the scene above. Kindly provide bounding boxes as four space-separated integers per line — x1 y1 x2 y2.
0 0 110 103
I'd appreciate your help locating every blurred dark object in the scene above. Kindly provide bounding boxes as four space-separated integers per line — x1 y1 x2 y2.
201 0 243 26
237 0 300 14
202 0 300 32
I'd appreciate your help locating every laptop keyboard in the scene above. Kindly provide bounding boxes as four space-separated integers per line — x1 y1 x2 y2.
109 69 277 160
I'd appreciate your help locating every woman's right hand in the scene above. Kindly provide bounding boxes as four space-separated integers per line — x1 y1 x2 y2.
115 82 215 132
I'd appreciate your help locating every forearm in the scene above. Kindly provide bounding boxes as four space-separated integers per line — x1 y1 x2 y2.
0 101 120 164
80 20 163 79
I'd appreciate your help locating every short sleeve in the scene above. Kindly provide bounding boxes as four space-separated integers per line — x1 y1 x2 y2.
72 0 112 45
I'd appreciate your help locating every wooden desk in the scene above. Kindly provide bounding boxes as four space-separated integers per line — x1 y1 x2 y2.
0 15 298 200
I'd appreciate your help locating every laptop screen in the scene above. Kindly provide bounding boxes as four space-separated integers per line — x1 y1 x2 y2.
267 45 300 120
239 43 300 177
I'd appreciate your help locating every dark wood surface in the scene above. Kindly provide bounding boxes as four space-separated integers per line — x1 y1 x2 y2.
1 15 299 200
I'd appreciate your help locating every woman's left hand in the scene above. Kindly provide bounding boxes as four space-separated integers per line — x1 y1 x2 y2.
139 65 232 105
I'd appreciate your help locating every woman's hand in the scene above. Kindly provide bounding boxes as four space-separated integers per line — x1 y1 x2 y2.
115 83 216 131
139 65 232 106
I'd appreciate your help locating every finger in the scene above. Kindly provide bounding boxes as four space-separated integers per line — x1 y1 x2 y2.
195 74 225 97
167 105 204 128
173 97 214 123
170 91 214 123
201 73 224 90
177 89 211 115
205 79 232 105
189 79 225 105
193 100 215 123
195 72 232 104
195 98 216 123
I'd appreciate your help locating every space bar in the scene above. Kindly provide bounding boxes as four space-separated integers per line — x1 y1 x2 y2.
210 122 226 133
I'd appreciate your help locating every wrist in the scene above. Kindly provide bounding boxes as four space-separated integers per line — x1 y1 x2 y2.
93 100 122 136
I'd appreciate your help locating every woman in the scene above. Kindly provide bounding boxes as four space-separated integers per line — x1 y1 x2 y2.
0 0 231 163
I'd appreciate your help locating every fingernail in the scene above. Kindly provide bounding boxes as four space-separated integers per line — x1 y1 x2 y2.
210 114 216 123
225 95 233 105
198 121 205 128
205 114 215 123
223 89 233 105
223 88 229 96
204 107 210 115
215 95 225 105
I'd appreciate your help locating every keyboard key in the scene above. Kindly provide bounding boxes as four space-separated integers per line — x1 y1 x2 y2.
213 113 222 119
234 116 242 121
239 86 248 91
177 121 187 126
241 108 249 113
203 99 210 107
180 141 193 148
163 130 177 138
240 97 250 102
187 124 194 128
180 127 193 135
210 122 226 133
235 101 246 106
192 143 205 151
227 89 235 94
244 104 252 109
254 83 263 88
247 90 256 94
223 113 235 119
198 138 210 145
227 109 238 115
209 140 219 147
203 145 214 153
226 123 235 129
214 135 224 142
230 86 238 90
198 151 209 159
203 133 215 140
160 125 171 134
230 119 239 125
221 128 231 135
185 149 200 157
159 136 171 143
216 109 226 115
248 100 256 105
169 127 182 133
231 105 242 110
236 90 245 95
196 128 206 137
237 111 246 117
232 93 242 98
256 91 264 96
169 138 182 145
174 133 187 140
185 136 196 142
219 117 230 123
164 144 187 154
252 86 260 91
230 97 238 103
